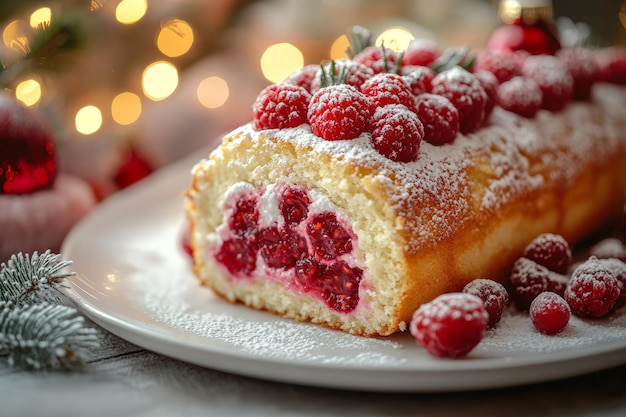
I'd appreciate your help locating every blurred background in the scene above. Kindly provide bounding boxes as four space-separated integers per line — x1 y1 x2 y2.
1 0 625 196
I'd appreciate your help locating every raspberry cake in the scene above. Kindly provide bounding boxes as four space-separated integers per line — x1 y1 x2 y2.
185 41 626 336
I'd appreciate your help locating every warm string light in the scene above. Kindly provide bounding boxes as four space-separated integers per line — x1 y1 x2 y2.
260 43 304 83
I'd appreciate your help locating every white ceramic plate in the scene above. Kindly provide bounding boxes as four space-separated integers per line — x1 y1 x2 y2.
62 149 626 392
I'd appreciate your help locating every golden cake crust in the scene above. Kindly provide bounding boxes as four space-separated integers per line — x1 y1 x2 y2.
186 84 626 336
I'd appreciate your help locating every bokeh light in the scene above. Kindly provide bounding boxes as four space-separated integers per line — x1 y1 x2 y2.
330 35 351 60
30 7 52 28
111 92 142 125
75 105 103 135
260 43 304 83
142 61 178 101
2 20 28 52
157 19 194 58
197 76 229 109
115 0 147 25
375 27 414 53
15 78 42 107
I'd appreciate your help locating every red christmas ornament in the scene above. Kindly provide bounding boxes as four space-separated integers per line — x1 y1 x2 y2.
487 0 561 55
113 146 154 189
0 94 57 194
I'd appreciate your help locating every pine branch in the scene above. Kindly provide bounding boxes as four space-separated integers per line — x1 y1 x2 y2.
0 303 99 370
0 250 75 308
346 25 373 58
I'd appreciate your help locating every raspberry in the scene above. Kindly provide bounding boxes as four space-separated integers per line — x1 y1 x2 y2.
401 39 441 67
529 292 571 335
283 64 319 93
278 184 311 227
306 212 353 260
353 45 399 74
523 233 572 274
597 258 626 307
473 70 498 121
216 236 258 276
228 193 260 239
595 47 626 85
497 76 543 118
589 238 626 263
509 257 569 310
253 83 311 130
320 261 363 312
414 93 459 146
361 73 416 112
400 65 435 95
556 47 597 100
565 257 620 318
307 84 372 141
430 66 487 134
473 49 521 83
462 278 509 328
258 226 307 269
521 55 574 111
369 104 424 162
410 293 488 358
310 59 374 93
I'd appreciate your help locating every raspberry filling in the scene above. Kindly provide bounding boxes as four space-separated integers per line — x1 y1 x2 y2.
212 182 364 313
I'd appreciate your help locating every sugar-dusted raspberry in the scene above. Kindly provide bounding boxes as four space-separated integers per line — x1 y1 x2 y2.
594 47 626 85
369 104 424 162
529 292 571 335
473 49 520 83
253 83 311 130
308 84 372 141
401 39 441 67
353 45 399 74
360 73 416 112
556 47 597 100
462 278 509 328
521 55 574 112
283 64 319 93
589 238 626 263
497 76 543 118
228 193 260 239
400 65 435 95
306 212 353 260
565 256 620 318
430 66 487 134
523 233 572 274
473 70 498 121
410 293 488 358
509 257 569 310
414 93 459 146
597 258 626 307
310 59 375 93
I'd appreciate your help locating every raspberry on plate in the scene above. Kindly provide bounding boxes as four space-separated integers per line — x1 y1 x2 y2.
462 278 509 328
410 293 488 358
308 84 372 141
529 292 570 335
597 258 626 307
369 104 423 162
521 55 574 112
509 257 569 310
361 73 416 112
589 238 626 263
565 256 620 318
523 233 572 274
497 76 543 118
430 66 487 134
252 83 311 130
414 93 459 146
